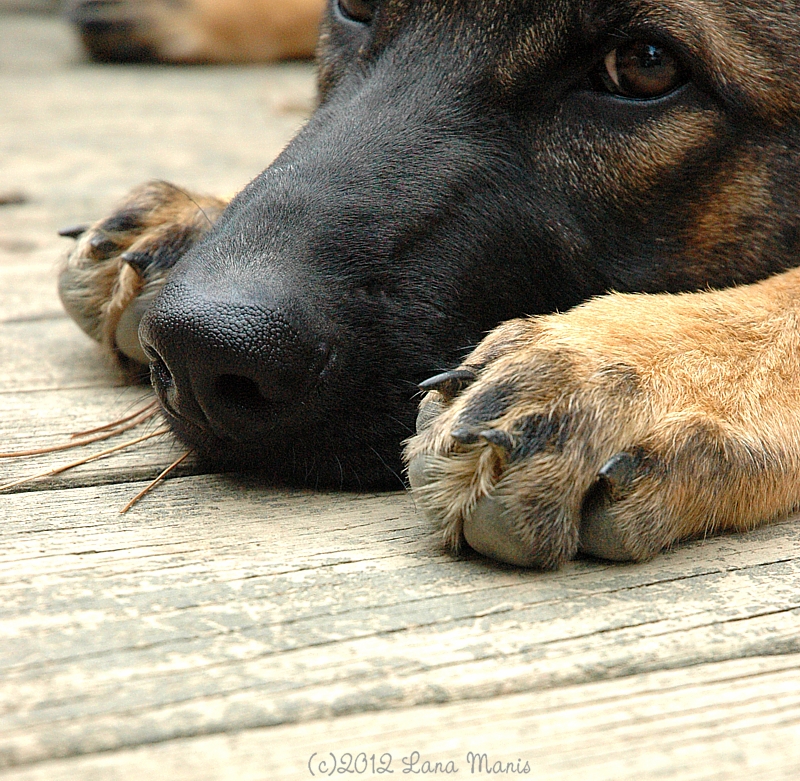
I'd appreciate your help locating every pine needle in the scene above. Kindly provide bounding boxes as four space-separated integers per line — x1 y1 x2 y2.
0 428 170 493
70 400 158 438
119 450 192 514
1 400 186 510
0 402 159 458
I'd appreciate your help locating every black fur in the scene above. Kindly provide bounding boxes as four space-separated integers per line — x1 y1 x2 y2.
139 0 800 488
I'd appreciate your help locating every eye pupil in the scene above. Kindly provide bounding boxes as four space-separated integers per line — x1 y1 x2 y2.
599 40 686 99
338 0 375 24
636 44 665 70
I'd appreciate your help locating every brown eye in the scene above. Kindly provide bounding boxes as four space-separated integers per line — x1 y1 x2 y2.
338 0 375 24
597 41 687 99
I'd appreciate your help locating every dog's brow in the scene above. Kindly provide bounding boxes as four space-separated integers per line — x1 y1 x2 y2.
493 4 576 89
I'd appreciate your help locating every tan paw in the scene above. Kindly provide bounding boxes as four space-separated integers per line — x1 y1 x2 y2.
66 0 322 64
59 181 227 370
405 281 800 569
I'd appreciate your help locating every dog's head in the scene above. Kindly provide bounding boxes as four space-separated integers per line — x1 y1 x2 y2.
139 0 800 487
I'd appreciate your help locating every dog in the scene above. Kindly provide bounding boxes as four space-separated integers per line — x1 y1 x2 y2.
59 0 800 570
66 0 323 63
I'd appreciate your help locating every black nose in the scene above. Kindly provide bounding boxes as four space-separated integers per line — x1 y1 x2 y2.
139 280 334 442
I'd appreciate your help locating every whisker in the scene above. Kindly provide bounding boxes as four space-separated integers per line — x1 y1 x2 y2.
119 449 192 514
387 413 416 434
156 179 216 229
0 404 159 459
0 429 170 493
70 400 158 438
368 444 409 493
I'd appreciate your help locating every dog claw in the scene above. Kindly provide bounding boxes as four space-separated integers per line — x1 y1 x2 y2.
478 428 515 453
451 426 514 451
597 451 640 499
121 251 153 278
89 233 117 255
58 224 89 239
418 368 477 400
578 451 642 562
451 426 481 445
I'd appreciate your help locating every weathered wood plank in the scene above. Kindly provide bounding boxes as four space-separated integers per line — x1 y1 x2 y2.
0 265 63 324
3 654 799 781
1 476 798 767
0 52 314 230
0 386 157 450
0 317 127 392
0 386 203 490
0 241 70 322
3 14 800 781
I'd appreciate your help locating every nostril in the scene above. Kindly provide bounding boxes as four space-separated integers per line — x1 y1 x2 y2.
149 353 174 391
214 374 269 411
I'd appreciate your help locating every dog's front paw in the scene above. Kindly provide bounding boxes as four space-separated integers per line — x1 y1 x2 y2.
59 181 227 369
406 285 800 569
67 0 321 64
406 313 651 569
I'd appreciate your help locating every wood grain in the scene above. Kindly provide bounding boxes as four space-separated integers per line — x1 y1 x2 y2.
1 476 799 769
3 655 799 781
2 13 799 781
0 386 196 490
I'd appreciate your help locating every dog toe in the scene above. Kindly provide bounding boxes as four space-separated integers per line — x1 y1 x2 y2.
404 310 682 568
59 181 227 369
407 380 659 568
461 494 542 567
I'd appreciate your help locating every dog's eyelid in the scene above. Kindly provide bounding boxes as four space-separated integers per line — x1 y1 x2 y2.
596 28 693 66
337 0 377 26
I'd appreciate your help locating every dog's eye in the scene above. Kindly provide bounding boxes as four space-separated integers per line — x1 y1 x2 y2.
338 0 376 24
595 41 687 99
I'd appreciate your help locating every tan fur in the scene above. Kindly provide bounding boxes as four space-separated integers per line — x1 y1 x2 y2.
59 182 228 369
406 268 800 567
129 0 321 63
153 0 323 62
690 155 772 259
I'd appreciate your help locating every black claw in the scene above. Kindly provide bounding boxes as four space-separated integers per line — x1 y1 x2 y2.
89 233 118 255
121 251 153 277
598 451 641 500
58 223 90 239
419 368 477 401
101 212 143 233
478 429 515 453
451 426 481 445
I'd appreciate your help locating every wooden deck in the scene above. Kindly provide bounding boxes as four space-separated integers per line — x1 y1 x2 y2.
2 14 800 781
